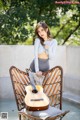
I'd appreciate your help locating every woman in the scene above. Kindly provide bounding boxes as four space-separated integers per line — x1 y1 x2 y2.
30 21 57 77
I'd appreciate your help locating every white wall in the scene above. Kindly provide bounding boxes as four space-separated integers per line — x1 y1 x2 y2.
64 46 80 97
0 45 80 101
0 45 66 77
0 45 34 77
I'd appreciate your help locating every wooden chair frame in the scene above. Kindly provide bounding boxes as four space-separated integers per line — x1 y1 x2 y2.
9 66 69 120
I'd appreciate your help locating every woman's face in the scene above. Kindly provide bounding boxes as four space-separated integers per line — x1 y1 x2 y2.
37 27 48 40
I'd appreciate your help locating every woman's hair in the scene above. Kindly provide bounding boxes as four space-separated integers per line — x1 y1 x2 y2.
35 22 52 45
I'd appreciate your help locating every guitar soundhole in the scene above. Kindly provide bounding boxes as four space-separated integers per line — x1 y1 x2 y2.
32 89 38 93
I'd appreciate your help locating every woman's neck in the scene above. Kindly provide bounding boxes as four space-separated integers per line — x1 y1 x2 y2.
44 37 51 41
44 36 49 41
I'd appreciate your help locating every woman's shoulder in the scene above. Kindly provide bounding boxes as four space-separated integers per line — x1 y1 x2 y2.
35 38 40 41
34 38 40 44
51 38 57 45
51 38 57 42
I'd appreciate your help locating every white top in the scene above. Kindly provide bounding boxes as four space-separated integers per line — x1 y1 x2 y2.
34 38 57 72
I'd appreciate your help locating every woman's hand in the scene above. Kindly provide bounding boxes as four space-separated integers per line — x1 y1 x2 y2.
36 71 42 77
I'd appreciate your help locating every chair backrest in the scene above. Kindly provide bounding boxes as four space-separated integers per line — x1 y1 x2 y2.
9 66 30 111
9 66 63 111
42 66 63 110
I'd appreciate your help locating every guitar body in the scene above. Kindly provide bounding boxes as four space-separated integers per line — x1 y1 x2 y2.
24 85 49 111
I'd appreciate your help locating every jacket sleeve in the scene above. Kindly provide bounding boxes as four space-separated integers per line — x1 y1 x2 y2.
34 38 40 72
48 39 57 59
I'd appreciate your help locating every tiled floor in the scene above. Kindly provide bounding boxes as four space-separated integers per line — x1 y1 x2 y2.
62 99 80 120
0 99 18 120
0 99 80 120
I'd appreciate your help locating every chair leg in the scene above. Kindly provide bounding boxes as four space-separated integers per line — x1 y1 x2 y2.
60 118 62 120
19 113 28 120
60 116 64 120
21 114 27 120
19 114 21 120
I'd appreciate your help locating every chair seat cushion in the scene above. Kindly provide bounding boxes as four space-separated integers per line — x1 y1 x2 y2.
22 106 65 119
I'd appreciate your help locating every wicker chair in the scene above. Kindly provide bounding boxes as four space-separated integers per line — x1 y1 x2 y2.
9 66 69 120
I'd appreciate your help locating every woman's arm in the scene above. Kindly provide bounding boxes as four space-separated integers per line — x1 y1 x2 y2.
34 38 40 72
49 39 57 59
34 38 43 76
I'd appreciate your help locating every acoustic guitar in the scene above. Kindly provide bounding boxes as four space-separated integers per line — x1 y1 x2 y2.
24 85 49 111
